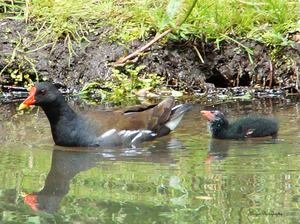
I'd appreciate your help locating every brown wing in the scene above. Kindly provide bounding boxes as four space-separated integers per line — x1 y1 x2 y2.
83 96 176 135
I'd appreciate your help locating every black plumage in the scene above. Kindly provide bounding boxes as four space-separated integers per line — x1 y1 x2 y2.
202 110 279 139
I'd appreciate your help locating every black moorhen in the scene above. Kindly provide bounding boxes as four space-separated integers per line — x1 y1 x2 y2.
19 82 192 147
201 110 279 139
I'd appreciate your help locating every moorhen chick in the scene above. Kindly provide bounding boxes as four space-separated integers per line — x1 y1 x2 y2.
19 82 192 147
201 110 279 139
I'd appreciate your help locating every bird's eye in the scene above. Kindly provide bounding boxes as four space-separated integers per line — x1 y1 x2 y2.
214 111 222 117
40 90 46 95
214 111 220 116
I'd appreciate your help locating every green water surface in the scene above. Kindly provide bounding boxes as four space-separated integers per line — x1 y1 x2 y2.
0 97 299 223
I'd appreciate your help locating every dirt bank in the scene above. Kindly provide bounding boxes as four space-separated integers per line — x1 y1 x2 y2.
1 19 300 94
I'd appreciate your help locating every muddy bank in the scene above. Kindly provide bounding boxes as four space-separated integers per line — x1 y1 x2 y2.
1 19 300 94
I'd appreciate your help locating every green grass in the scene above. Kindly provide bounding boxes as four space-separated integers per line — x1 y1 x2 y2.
1 0 299 91
2 0 299 47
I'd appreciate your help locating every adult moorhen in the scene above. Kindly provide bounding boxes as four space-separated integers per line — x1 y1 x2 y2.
19 82 192 147
201 110 279 139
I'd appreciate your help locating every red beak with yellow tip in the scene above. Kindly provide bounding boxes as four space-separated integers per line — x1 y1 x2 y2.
201 110 215 121
22 192 38 211
19 87 36 110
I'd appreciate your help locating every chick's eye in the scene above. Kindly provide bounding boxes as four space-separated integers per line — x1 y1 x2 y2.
214 111 222 117
40 90 46 95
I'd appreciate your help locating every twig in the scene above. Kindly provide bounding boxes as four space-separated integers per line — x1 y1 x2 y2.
25 0 30 23
193 46 204 63
114 0 198 65
0 62 13 80
114 28 173 65
268 60 273 88
294 60 299 92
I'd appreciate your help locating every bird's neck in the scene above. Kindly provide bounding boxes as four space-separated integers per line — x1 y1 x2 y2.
42 99 77 126
210 118 230 139
41 99 96 146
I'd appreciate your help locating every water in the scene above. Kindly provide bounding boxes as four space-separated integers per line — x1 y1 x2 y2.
1 96 300 223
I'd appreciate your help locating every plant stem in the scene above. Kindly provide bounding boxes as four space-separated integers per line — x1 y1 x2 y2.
178 0 198 27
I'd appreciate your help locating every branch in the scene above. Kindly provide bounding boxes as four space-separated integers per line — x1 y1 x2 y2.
114 28 173 65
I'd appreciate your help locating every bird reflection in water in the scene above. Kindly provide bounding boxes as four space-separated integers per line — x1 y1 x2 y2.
22 138 182 214
204 138 230 164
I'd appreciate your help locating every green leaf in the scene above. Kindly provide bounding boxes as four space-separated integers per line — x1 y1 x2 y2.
164 0 183 26
171 90 183 97
139 79 153 83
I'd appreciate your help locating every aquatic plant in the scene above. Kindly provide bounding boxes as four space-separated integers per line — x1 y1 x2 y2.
79 65 165 103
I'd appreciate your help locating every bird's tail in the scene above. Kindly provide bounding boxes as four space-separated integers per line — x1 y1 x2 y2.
165 103 193 131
